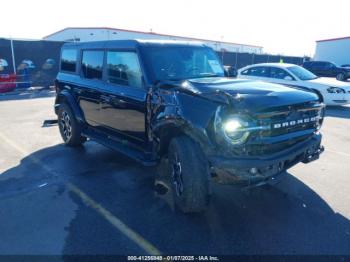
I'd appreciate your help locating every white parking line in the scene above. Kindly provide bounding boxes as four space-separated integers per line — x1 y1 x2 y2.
67 183 161 255
0 131 162 255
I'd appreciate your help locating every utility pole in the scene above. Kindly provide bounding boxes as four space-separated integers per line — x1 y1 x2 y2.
221 36 224 63
10 37 16 74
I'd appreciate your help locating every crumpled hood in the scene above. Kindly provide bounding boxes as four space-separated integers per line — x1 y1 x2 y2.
183 77 319 111
307 77 350 89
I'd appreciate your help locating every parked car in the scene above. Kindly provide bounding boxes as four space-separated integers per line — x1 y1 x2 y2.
238 63 350 106
303 61 350 81
0 73 16 93
55 40 324 213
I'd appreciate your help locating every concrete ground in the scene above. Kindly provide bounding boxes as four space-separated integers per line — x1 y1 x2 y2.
0 90 349 256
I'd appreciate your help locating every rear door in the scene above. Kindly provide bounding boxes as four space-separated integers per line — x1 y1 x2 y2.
313 62 329 76
75 49 105 127
99 49 147 145
240 66 270 81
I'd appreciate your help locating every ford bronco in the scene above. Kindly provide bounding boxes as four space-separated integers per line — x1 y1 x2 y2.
55 40 324 213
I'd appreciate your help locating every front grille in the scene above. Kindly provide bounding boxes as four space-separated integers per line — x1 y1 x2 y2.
243 102 324 156
255 101 323 136
246 134 311 156
258 107 321 137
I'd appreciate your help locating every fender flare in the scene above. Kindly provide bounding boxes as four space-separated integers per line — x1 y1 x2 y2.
55 90 85 124
152 118 214 156
310 88 324 103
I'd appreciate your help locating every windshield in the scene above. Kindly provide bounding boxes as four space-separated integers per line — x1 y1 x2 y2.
288 65 318 81
330 62 339 67
141 46 225 82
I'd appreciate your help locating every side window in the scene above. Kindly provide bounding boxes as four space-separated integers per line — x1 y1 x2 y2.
248 66 269 77
61 49 77 72
319 62 328 69
241 69 249 75
324 62 333 69
269 67 293 80
106 51 143 88
312 62 322 70
81 50 104 80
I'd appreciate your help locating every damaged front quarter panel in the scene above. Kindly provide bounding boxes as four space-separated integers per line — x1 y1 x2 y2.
148 80 235 158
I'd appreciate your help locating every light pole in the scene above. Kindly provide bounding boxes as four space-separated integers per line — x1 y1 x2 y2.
221 36 224 63
10 37 16 74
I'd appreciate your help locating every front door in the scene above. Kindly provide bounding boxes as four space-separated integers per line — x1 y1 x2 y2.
99 50 147 145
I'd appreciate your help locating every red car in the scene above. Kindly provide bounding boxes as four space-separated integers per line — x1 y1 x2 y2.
0 74 16 93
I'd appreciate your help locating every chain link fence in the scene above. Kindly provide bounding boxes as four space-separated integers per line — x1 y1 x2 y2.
0 39 309 92
217 51 309 70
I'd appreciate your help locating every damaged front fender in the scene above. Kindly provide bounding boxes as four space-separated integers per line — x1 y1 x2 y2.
148 87 218 157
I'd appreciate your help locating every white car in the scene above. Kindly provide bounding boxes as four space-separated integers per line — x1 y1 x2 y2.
237 63 350 106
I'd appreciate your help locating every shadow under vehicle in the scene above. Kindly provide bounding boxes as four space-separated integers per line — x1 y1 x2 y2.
0 144 349 255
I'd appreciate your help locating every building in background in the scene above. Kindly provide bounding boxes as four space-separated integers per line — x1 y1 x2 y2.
314 37 350 65
43 27 263 54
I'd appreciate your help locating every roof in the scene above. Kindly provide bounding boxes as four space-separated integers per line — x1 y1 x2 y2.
62 39 207 49
43 27 263 48
316 36 350 43
243 63 297 68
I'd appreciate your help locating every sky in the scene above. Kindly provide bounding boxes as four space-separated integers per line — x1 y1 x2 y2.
1 0 350 56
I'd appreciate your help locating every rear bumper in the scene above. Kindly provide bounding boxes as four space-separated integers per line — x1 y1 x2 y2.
208 134 324 186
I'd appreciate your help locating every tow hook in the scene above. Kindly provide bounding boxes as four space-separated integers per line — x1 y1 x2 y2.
302 145 325 163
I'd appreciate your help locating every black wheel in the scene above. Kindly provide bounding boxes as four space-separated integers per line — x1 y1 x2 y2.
58 103 86 147
168 135 210 213
336 73 345 81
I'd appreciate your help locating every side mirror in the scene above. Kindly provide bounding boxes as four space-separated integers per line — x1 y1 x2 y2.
224 66 237 78
284 76 293 81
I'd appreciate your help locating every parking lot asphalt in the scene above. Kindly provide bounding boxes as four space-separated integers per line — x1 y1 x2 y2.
0 90 350 256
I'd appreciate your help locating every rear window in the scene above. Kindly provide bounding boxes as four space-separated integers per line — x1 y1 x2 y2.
81 50 104 80
61 49 77 72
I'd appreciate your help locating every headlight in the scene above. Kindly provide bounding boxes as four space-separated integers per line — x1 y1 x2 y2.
215 112 250 145
327 87 345 93
223 118 250 144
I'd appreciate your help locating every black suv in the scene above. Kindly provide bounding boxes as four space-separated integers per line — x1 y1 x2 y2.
55 40 324 213
303 61 350 81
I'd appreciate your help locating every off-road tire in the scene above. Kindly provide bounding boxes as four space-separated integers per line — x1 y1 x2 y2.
58 103 86 147
168 135 210 213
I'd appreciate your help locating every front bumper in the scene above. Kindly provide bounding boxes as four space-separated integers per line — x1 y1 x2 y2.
208 134 324 186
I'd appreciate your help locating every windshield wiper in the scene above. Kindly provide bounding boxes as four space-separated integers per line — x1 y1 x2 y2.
193 73 221 78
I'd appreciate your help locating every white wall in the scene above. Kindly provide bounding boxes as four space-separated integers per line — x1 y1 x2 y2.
44 28 263 54
314 38 350 65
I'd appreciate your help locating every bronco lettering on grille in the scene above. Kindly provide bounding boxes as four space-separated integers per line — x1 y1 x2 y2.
273 117 317 129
